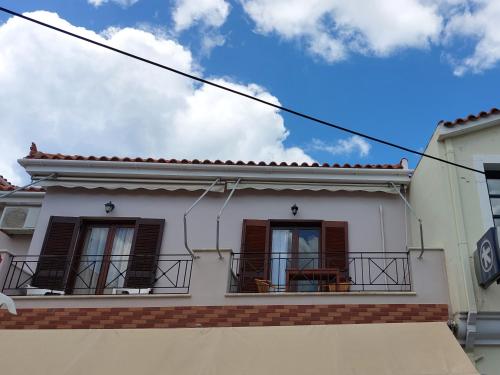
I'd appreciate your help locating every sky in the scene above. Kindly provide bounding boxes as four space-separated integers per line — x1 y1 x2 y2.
0 0 499 184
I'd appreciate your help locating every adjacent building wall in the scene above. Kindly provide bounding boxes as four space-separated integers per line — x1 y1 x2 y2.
410 124 500 313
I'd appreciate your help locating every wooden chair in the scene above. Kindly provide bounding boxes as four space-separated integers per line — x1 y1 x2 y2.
254 279 272 293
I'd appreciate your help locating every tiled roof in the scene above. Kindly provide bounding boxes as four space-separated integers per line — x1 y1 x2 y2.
0 174 43 192
442 107 500 127
25 143 405 170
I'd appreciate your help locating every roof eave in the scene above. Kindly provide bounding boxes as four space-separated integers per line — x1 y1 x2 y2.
18 158 412 185
437 114 500 141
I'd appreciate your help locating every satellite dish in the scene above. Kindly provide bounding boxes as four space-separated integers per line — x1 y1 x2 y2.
0 292 17 315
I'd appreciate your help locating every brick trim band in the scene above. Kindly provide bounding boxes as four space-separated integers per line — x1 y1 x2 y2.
0 304 448 329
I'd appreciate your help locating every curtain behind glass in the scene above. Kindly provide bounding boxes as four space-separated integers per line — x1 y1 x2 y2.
74 227 109 294
271 230 292 289
105 227 134 291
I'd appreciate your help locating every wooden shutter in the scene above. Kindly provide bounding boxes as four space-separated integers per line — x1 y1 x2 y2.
322 221 348 280
124 218 165 288
239 219 270 292
32 216 81 290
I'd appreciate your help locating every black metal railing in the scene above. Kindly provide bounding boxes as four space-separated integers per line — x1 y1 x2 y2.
1 254 193 296
229 251 411 293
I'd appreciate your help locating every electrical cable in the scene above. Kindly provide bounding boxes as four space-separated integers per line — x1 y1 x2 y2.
0 5 485 174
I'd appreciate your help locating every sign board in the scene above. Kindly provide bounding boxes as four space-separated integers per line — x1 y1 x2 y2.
474 227 500 288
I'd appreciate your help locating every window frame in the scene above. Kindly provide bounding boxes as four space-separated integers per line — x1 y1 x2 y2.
485 170 500 227
70 219 137 295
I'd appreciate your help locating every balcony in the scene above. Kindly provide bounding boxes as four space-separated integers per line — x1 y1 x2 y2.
228 251 411 293
1 254 193 296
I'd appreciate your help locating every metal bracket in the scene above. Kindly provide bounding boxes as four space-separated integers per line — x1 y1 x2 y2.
216 178 241 259
183 178 220 259
389 182 425 258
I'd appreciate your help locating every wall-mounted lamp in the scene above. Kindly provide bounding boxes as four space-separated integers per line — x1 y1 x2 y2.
291 204 299 216
104 201 115 214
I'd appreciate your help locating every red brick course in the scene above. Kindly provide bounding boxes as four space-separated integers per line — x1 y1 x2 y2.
0 304 448 329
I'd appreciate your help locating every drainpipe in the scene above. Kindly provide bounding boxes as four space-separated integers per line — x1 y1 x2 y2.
184 178 220 259
444 140 478 351
0 173 57 198
389 182 425 258
379 205 389 291
216 178 241 260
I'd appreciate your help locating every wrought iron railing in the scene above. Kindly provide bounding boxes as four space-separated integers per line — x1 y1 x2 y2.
1 254 193 296
229 251 411 293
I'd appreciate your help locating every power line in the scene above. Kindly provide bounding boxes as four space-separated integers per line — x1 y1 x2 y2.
0 5 485 175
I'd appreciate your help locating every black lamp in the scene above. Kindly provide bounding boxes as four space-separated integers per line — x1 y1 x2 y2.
291 204 298 216
104 201 115 214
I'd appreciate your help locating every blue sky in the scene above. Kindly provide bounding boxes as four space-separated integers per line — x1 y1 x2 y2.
0 0 499 182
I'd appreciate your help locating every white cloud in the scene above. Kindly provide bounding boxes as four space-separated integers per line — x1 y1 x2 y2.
311 136 371 157
240 0 500 75
173 0 230 32
88 0 139 7
0 11 313 184
444 0 500 75
241 0 442 62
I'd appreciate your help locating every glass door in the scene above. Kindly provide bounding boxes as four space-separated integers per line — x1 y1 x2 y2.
73 224 134 294
296 228 320 291
270 226 320 292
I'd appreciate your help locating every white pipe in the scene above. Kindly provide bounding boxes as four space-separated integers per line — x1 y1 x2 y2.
403 185 409 251
379 205 389 291
443 140 477 350
183 178 220 259
216 178 241 259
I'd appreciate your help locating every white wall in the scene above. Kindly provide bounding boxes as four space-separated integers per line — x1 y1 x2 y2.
28 187 408 256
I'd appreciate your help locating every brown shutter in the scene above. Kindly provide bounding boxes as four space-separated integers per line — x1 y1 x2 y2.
239 219 270 292
124 218 165 289
32 216 81 290
322 221 348 280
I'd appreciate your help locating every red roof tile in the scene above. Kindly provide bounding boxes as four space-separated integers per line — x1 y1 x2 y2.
0 174 44 192
441 107 500 128
24 143 405 170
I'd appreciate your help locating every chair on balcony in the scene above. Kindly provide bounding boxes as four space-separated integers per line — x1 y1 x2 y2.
254 278 276 293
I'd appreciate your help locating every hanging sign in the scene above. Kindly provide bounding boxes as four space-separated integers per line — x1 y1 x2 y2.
474 227 500 288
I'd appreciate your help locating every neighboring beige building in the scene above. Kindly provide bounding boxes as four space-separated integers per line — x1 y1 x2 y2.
0 143 473 375
409 108 500 375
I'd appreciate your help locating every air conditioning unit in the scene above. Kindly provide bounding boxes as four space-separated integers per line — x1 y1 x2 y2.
0 206 40 235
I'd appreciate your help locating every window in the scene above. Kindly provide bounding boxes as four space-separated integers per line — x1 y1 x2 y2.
73 223 135 294
32 216 164 294
239 220 348 292
486 170 500 227
271 225 320 292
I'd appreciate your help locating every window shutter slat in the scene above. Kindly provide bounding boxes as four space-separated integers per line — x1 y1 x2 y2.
124 218 164 289
322 221 348 279
32 216 81 290
239 219 269 292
